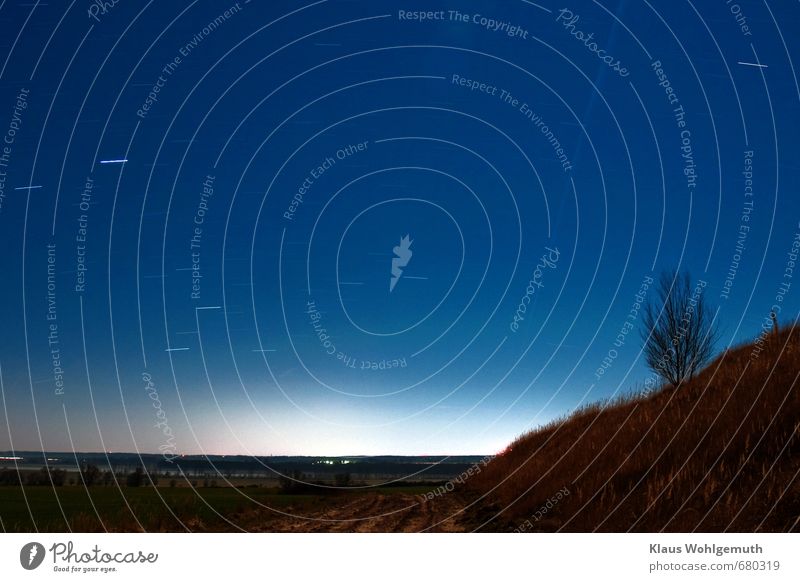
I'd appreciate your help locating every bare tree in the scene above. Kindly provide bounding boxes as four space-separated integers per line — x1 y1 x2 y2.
641 270 718 387
81 463 101 487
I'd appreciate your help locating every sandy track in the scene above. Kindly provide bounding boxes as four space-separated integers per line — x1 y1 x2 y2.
246 492 468 533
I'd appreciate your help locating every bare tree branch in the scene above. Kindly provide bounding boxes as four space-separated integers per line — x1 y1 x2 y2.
640 270 718 387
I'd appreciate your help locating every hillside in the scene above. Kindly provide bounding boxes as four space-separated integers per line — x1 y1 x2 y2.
462 324 800 532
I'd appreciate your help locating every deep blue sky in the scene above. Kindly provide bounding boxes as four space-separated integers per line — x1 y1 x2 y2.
0 0 798 455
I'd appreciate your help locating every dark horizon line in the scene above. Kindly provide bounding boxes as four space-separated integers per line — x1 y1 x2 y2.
1 450 491 459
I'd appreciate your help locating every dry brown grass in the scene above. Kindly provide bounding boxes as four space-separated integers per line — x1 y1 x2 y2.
463 325 800 532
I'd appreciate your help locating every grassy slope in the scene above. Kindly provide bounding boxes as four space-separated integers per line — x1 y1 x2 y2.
464 326 800 532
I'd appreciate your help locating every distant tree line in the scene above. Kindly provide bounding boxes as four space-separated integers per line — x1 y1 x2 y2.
0 464 160 487
277 470 353 493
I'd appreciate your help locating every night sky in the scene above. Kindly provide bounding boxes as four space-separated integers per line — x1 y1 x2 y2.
0 0 798 456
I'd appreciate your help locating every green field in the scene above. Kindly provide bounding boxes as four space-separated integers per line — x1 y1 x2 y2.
0 485 324 532
0 483 437 532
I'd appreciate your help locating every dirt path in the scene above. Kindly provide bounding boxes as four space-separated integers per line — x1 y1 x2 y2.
246 492 469 532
